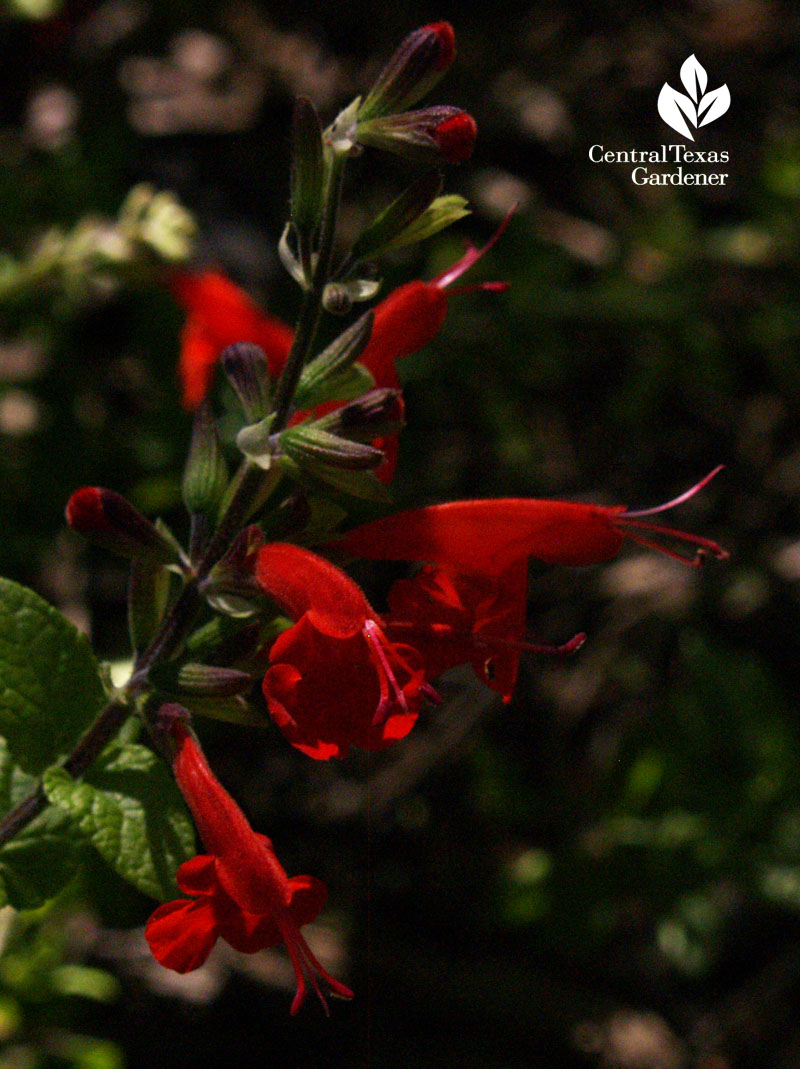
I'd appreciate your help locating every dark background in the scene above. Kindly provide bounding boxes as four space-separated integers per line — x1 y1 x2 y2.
2 1 800 1066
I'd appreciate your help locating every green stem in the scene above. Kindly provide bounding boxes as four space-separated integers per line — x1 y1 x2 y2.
271 148 348 432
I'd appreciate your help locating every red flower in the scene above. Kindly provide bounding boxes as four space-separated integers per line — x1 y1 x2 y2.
255 543 436 759
171 271 294 410
146 719 352 1013
385 562 584 702
332 472 727 698
336 469 729 574
358 209 512 391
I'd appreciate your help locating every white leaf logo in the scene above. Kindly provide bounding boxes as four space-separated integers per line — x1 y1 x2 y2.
658 55 730 140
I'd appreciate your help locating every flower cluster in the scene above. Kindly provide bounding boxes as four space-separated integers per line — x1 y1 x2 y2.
60 21 729 1016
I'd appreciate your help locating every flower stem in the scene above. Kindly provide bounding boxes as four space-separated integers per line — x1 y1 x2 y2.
271 147 348 433
0 152 350 851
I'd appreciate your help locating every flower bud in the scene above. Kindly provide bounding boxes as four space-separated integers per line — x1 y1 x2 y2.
164 663 255 698
358 23 456 122
281 425 385 471
221 342 272 422
182 402 228 518
315 388 405 442
293 311 375 408
322 283 353 316
355 107 476 165
66 487 176 562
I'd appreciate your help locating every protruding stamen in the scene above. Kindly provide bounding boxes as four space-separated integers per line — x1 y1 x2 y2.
363 618 410 726
280 914 353 1017
432 205 515 290
420 681 443 705
622 466 725 519
612 466 729 566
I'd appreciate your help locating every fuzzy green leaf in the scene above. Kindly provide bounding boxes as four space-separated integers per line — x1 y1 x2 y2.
43 743 196 901
0 578 106 775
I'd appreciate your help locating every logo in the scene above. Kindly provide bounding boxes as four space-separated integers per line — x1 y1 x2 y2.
657 55 730 141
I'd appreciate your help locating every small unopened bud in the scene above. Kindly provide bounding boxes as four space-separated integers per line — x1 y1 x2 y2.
294 311 375 408
322 282 353 315
203 525 264 617
221 342 272 423
356 107 477 165
281 425 385 471
182 402 228 518
358 22 456 122
66 487 176 562
176 664 255 698
315 388 405 442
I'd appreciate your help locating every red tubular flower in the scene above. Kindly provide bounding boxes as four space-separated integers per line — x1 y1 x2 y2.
171 271 294 410
254 543 436 759
384 561 584 701
358 209 512 390
336 469 729 574
146 719 353 1014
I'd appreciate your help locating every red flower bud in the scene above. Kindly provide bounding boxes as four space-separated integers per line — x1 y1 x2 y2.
425 22 456 70
433 111 477 163
66 487 174 562
356 106 477 165
357 22 458 122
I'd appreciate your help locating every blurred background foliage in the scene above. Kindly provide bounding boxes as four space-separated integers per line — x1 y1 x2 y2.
1 0 800 1066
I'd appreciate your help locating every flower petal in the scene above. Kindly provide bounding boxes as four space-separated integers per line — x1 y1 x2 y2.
176 854 218 896
145 898 219 973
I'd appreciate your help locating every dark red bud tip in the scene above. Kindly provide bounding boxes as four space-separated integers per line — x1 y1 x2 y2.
424 22 456 70
65 486 173 561
65 487 110 532
434 113 477 163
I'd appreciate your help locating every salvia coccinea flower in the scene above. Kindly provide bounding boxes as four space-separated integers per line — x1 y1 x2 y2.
254 543 439 760
65 487 175 562
335 469 729 575
384 562 585 703
171 271 294 410
145 716 353 1014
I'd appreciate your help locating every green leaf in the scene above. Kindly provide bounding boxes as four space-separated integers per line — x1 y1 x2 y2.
43 743 196 901
382 194 471 253
0 738 85 910
0 578 106 775
350 172 443 262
